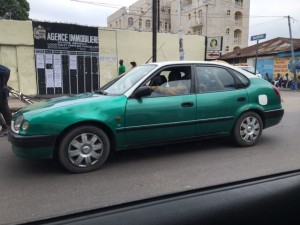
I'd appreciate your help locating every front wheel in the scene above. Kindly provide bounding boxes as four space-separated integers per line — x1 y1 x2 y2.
232 112 263 147
58 126 110 173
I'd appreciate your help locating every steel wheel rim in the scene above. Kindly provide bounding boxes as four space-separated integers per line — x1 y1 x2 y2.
68 133 103 168
239 116 260 143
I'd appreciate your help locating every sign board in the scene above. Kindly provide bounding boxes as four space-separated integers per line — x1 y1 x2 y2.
206 51 221 60
32 22 99 95
251 34 266 41
206 36 223 51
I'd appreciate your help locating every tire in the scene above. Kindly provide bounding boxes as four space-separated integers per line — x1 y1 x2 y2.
58 125 110 173
232 112 263 147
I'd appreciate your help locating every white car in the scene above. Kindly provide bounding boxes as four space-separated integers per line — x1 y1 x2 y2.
237 66 262 78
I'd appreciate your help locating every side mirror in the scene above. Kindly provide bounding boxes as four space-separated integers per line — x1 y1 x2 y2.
134 86 152 98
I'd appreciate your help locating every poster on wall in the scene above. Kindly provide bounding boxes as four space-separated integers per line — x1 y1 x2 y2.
32 21 99 95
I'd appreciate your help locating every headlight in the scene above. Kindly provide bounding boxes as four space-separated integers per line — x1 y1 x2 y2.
22 121 30 131
14 115 24 132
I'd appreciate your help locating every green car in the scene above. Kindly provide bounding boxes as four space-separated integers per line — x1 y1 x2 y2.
8 62 284 173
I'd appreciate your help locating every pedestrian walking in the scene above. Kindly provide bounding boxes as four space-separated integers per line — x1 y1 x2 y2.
118 59 126 75
0 64 12 136
130 61 137 68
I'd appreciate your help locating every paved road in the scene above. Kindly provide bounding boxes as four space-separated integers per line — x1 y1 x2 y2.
0 91 299 225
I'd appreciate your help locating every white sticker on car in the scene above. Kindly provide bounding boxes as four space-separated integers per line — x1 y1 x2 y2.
258 95 268 105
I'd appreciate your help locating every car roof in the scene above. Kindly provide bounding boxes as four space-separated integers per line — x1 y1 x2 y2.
145 61 257 78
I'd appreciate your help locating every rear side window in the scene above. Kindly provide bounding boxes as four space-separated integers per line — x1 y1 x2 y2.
195 66 236 93
229 69 250 87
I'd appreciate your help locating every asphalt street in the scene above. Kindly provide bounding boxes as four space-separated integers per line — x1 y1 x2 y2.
0 91 299 225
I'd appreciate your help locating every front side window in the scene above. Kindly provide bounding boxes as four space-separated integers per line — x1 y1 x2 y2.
103 65 157 95
196 66 237 93
143 66 192 97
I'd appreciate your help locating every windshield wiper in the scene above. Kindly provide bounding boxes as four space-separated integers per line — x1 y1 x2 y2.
95 90 108 95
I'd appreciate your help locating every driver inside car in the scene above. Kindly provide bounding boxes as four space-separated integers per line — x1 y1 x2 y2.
150 71 189 96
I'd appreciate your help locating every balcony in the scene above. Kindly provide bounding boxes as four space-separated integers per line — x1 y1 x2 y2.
235 19 242 26
234 37 242 44
235 2 243 8
189 18 203 28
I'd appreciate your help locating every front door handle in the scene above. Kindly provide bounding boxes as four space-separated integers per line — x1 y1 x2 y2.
237 97 246 102
181 102 194 107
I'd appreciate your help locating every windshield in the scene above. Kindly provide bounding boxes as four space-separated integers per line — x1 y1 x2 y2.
103 65 157 95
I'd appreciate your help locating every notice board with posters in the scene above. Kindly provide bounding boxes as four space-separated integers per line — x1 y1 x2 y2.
32 21 99 95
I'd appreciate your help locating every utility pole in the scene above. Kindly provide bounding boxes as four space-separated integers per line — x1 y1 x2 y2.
158 0 160 32
152 0 157 62
287 15 297 90
177 0 184 60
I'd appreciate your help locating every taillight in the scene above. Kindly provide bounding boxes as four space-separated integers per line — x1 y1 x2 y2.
272 85 281 99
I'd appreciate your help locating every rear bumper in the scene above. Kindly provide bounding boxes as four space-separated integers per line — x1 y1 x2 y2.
8 130 57 159
263 108 284 128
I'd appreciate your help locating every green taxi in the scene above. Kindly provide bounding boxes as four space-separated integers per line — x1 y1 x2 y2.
8 61 284 173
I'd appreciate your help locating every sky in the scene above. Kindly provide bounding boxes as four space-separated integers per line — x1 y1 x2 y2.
27 0 300 45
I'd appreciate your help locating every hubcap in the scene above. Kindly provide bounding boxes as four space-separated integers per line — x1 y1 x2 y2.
68 133 103 168
240 116 260 143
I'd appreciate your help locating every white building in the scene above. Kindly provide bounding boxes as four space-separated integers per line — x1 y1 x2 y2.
107 0 249 55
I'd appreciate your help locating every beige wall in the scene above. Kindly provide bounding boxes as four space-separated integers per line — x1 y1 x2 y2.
0 20 36 95
99 29 205 85
1 20 205 95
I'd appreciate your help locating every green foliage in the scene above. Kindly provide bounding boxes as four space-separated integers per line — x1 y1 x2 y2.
0 0 30 20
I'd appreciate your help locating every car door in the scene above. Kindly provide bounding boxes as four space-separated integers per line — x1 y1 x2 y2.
124 65 197 146
195 65 249 136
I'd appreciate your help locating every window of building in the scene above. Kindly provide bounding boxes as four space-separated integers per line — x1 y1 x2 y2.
146 20 151 29
194 11 197 19
169 23 171 30
235 0 243 7
165 22 168 30
168 8 171 14
227 10 231 15
225 46 229 51
233 46 241 52
119 19 122 28
226 28 230 35
235 12 242 25
199 10 202 18
128 17 134 27
198 28 203 35
188 13 191 20
234 29 242 43
139 19 142 29
116 21 118 28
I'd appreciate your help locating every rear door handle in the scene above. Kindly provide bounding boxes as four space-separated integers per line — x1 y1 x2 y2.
181 102 194 107
237 97 246 102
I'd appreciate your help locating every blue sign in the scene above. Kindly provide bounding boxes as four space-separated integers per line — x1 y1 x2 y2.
251 34 266 41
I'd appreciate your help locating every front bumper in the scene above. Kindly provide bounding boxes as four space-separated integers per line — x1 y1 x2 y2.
8 130 57 159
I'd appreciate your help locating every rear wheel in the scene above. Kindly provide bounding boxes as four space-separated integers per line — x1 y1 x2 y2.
232 112 263 147
58 126 110 173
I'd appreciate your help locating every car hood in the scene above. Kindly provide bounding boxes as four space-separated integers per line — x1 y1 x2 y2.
16 93 112 116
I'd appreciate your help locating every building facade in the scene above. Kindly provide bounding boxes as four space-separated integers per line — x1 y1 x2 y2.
107 0 172 33
107 0 250 55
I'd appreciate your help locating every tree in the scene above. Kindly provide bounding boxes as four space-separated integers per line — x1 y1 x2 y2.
0 0 30 20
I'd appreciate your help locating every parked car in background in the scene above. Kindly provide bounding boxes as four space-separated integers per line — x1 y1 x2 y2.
237 65 262 78
8 61 284 173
